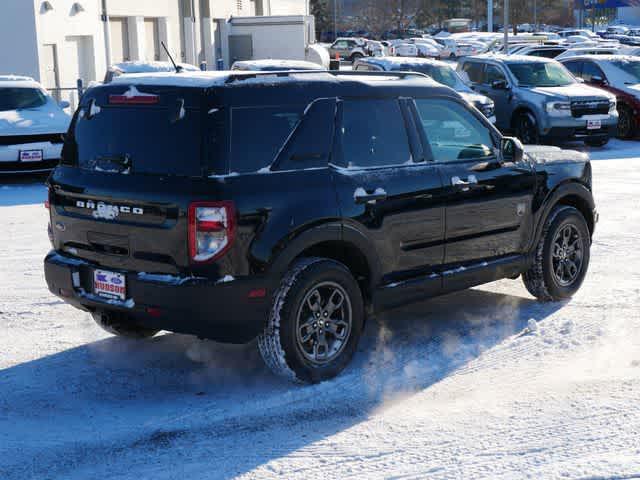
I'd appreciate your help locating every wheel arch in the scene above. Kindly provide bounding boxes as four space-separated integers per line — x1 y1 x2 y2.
511 105 538 129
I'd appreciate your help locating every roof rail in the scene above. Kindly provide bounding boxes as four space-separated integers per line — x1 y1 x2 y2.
224 69 430 84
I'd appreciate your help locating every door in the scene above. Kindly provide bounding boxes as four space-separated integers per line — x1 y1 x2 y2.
475 64 511 131
144 18 160 61
110 17 130 63
412 97 535 271
41 44 60 101
331 98 445 298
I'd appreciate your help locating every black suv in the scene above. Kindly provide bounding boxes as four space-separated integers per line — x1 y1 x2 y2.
44 70 597 383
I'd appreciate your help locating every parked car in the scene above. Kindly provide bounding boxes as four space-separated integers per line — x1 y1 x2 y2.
408 39 442 58
44 69 597 382
511 45 568 58
458 55 617 146
365 40 388 57
327 37 368 61
561 55 640 138
435 38 478 57
558 29 601 40
390 42 419 57
556 46 620 60
603 26 630 38
231 59 326 71
0 75 70 174
353 57 496 122
104 61 200 83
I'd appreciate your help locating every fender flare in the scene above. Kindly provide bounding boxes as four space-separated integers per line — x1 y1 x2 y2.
529 181 595 255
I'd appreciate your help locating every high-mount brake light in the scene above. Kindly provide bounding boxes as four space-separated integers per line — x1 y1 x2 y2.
108 94 159 105
188 202 236 264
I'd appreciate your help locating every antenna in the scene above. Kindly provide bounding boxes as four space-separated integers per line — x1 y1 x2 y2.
161 41 182 73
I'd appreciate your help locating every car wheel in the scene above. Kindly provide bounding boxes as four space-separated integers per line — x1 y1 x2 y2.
616 104 635 139
92 311 159 339
522 206 591 301
515 112 540 144
350 52 363 62
584 137 609 147
258 257 364 383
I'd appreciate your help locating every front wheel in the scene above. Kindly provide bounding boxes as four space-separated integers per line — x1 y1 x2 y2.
522 206 591 301
258 258 364 383
616 104 635 139
515 112 540 145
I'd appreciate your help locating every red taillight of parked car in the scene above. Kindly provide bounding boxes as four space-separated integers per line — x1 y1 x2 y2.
108 94 159 105
188 201 236 264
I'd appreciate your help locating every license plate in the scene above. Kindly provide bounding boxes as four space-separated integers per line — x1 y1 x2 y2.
19 149 43 162
93 269 126 301
587 120 602 130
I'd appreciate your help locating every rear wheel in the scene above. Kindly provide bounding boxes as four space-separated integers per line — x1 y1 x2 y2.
522 206 591 301
258 258 364 383
92 311 159 339
515 112 540 145
350 52 363 62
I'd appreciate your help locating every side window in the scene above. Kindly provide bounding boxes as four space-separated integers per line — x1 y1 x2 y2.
341 99 411 168
414 98 495 163
563 60 583 78
582 61 606 82
461 62 484 84
333 41 348 49
230 105 304 173
485 65 506 85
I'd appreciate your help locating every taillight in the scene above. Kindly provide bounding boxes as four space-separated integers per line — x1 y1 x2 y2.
188 201 236 263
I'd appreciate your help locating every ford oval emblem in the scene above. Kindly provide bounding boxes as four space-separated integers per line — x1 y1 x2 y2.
54 222 66 232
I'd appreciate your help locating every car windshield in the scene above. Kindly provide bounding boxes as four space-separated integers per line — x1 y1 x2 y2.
427 65 467 90
0 87 48 111
507 62 575 87
611 60 640 82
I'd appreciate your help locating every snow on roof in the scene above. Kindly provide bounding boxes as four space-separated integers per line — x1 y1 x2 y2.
361 56 449 69
110 71 232 88
110 61 199 74
472 53 556 64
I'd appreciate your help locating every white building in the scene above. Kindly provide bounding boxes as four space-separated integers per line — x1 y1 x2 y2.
0 0 310 106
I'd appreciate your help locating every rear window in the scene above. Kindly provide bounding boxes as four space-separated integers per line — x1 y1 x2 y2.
71 104 204 176
0 88 47 111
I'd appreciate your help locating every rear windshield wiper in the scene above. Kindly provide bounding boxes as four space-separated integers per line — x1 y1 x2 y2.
88 154 132 174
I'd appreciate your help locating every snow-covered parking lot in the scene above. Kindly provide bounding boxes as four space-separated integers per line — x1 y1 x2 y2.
1 140 639 479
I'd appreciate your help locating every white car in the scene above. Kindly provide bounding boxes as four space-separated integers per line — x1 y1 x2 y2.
389 42 419 57
556 46 620 60
0 76 70 174
434 38 478 58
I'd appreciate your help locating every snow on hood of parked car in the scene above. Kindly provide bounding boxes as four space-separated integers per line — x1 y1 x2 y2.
0 99 70 136
0 75 35 82
231 59 326 71
524 145 589 164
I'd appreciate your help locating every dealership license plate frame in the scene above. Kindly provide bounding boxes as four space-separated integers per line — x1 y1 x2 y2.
93 269 127 301
19 149 44 162
587 119 602 130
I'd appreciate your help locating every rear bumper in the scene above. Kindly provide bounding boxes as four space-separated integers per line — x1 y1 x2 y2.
44 251 273 343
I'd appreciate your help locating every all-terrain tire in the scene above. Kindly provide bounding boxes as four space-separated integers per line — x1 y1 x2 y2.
92 311 159 339
258 257 364 383
514 111 540 145
616 103 635 139
522 206 591 301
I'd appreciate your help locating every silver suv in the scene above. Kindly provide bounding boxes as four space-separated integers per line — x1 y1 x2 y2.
457 54 618 146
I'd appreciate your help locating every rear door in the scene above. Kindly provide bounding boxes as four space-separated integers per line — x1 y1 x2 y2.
330 97 445 299
411 97 535 280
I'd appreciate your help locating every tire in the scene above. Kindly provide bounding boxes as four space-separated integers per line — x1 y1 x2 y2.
92 311 159 339
522 206 591 301
349 52 363 62
616 104 635 139
258 257 364 383
584 137 609 147
514 112 540 145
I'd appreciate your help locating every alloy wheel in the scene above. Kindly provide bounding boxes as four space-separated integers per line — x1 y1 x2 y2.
551 223 584 287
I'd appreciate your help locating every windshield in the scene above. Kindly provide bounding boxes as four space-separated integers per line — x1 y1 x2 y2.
611 60 640 82
507 62 575 87
0 88 47 111
428 65 468 90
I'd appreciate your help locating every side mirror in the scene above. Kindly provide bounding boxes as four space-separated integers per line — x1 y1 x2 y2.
591 75 606 85
491 79 509 90
501 136 524 163
58 100 70 109
575 77 585 83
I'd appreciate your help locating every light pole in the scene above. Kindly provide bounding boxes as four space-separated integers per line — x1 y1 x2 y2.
488 0 493 32
504 0 509 54
334 0 338 41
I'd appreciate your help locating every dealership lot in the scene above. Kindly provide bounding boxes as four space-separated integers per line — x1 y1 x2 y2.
1 139 639 479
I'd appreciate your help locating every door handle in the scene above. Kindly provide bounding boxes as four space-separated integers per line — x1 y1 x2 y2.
451 175 493 192
354 187 387 204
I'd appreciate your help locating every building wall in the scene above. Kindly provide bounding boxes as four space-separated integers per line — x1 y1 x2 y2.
268 0 309 16
0 1 39 80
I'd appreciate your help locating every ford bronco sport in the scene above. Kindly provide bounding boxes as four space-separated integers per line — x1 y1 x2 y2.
44 70 597 383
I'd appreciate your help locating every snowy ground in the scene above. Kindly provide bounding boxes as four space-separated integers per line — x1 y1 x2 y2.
1 140 639 479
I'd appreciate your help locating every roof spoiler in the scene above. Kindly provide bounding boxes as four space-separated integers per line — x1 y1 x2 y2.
223 69 431 84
